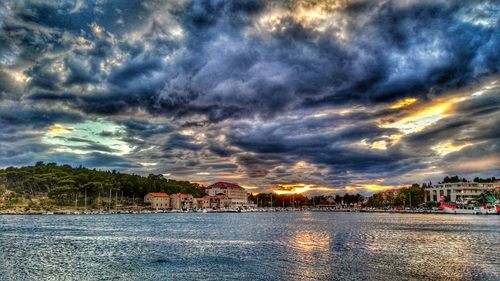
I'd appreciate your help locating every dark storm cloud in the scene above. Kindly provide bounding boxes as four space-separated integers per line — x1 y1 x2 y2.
443 141 499 164
28 92 78 102
236 153 289 178
454 93 500 118
0 105 82 128
27 58 64 91
404 119 475 146
8 0 498 120
228 121 398 154
0 141 49 159
164 133 203 151
108 59 163 87
0 0 498 189
63 57 98 85
121 119 174 137
8 0 151 36
405 93 500 148
52 136 120 153
53 152 142 169
207 141 238 158
156 0 499 120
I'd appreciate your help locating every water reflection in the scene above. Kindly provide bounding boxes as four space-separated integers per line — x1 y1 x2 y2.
293 230 331 252
356 215 499 280
284 229 334 280
0 213 498 281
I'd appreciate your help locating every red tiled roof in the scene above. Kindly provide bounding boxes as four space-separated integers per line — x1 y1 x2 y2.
170 193 193 197
207 182 244 190
204 195 226 199
147 192 169 198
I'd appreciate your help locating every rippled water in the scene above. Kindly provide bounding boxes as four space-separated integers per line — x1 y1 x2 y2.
1 212 499 281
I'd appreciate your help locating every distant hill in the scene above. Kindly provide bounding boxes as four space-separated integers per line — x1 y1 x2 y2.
0 162 206 204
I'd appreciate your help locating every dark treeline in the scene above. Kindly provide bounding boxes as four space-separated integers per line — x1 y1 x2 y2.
365 184 425 208
309 193 364 206
0 162 206 206
440 175 497 183
472 177 496 183
249 193 309 207
248 193 364 207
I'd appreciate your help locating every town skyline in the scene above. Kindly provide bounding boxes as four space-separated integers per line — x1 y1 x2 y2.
0 1 499 195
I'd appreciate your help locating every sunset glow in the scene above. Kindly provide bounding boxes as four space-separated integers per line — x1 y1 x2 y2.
273 183 335 195
390 98 417 109
432 142 472 156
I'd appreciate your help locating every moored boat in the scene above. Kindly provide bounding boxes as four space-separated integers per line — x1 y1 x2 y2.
440 203 497 214
439 191 499 215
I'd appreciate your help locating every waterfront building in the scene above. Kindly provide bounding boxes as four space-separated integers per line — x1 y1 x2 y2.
144 192 170 209
424 182 497 202
205 195 230 209
170 193 194 210
194 197 210 209
205 182 250 208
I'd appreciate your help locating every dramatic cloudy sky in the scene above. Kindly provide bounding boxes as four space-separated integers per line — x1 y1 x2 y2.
0 0 499 194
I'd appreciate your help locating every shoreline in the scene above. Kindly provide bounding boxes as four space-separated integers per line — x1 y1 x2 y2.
0 208 488 216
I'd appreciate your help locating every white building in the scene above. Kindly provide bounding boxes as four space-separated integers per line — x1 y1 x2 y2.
205 182 251 208
424 182 498 202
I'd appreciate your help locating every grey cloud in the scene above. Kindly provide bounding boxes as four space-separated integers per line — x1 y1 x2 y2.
0 0 498 191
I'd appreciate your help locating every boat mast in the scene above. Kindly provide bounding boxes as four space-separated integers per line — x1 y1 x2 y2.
84 188 87 212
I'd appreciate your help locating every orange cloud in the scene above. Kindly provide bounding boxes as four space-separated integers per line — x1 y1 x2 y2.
390 98 417 109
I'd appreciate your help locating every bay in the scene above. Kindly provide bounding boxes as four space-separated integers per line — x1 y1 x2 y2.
1 212 499 281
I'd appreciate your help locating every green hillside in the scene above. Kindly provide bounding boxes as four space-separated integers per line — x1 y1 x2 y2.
0 162 206 209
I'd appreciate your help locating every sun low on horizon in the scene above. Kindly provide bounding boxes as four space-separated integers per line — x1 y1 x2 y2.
0 0 499 195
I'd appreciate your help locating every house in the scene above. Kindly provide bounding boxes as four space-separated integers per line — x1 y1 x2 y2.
205 182 252 209
170 193 194 210
194 197 210 209
144 192 170 209
206 195 230 209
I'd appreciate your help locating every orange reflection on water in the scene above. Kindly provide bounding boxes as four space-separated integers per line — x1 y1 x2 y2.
293 230 331 252
288 229 334 280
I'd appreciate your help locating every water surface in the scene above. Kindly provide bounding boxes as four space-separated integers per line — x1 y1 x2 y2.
1 212 498 280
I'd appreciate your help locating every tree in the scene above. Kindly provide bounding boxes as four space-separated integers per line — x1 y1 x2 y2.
366 184 424 208
473 177 496 183
442 176 460 183
366 193 384 208
0 163 208 207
